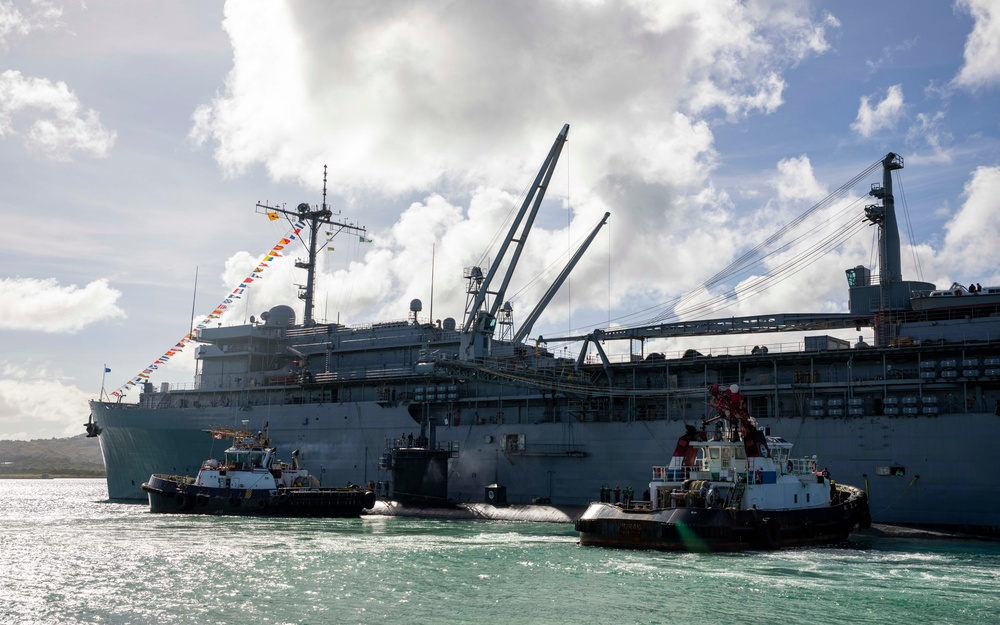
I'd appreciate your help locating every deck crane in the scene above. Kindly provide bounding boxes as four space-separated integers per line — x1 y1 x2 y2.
460 124 570 360
512 211 610 346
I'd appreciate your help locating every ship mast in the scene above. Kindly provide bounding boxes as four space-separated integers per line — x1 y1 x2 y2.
865 152 904 286
256 167 367 325
863 153 904 346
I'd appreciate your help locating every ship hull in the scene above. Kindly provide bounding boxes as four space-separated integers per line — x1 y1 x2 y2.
574 487 868 551
91 399 1000 533
141 474 375 516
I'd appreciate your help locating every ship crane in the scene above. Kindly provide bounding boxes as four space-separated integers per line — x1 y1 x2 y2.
512 211 610 345
460 124 570 360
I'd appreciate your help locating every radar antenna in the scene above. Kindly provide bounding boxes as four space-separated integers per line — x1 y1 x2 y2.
256 167 368 325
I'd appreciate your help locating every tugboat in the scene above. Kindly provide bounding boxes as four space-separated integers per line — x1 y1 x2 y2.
141 425 376 517
575 383 871 551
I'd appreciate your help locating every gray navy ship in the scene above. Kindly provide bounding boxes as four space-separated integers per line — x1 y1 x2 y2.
88 125 1000 534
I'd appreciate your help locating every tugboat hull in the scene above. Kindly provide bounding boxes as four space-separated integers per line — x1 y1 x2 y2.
575 485 870 552
142 475 376 518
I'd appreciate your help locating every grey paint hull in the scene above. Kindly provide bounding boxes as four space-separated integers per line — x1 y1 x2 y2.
91 400 1000 532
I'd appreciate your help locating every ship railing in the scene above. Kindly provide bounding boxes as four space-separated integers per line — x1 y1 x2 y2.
585 339 824 365
651 465 695 481
788 457 818 475
311 365 415 384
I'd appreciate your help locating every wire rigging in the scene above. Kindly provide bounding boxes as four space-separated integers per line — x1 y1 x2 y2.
893 170 924 282
551 157 887 337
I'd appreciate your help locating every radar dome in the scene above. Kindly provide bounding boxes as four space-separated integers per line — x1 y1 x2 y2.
264 305 296 327
443 317 456 331
410 299 423 312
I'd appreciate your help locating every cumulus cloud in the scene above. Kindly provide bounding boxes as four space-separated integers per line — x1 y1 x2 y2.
771 155 826 204
0 0 61 49
953 0 1000 90
0 277 125 332
191 2 833 196
0 70 117 161
851 84 904 138
905 111 954 165
0 362 90 440
0 3 115 160
933 166 1000 281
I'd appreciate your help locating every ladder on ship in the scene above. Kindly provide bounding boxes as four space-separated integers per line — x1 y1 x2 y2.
727 482 746 509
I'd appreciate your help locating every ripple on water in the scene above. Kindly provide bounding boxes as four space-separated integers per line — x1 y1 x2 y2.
2 480 999 625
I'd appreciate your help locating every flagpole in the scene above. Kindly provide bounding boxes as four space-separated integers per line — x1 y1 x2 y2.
100 364 107 401
190 266 199 387
429 243 435 326
189 265 199 338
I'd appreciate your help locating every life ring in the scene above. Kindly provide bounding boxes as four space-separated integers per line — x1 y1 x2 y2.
810 460 817 473
954 289 963 296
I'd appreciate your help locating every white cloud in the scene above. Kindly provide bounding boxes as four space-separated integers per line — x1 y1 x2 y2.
0 0 61 49
0 69 117 161
0 1 29 46
0 277 125 332
0 362 90 440
851 84 904 138
934 166 1000 280
905 111 954 165
772 155 826 203
953 0 1000 90
191 2 832 196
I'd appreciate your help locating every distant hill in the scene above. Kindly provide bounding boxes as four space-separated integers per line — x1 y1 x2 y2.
0 434 105 478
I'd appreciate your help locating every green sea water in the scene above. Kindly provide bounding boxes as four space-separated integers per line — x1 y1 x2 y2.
1 479 998 625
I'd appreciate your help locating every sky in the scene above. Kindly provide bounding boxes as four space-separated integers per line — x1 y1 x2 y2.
1 0 999 440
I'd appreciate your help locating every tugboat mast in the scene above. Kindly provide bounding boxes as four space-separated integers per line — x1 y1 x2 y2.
256 166 367 325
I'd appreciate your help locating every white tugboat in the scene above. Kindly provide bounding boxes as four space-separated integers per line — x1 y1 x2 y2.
141 425 376 516
575 383 871 551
